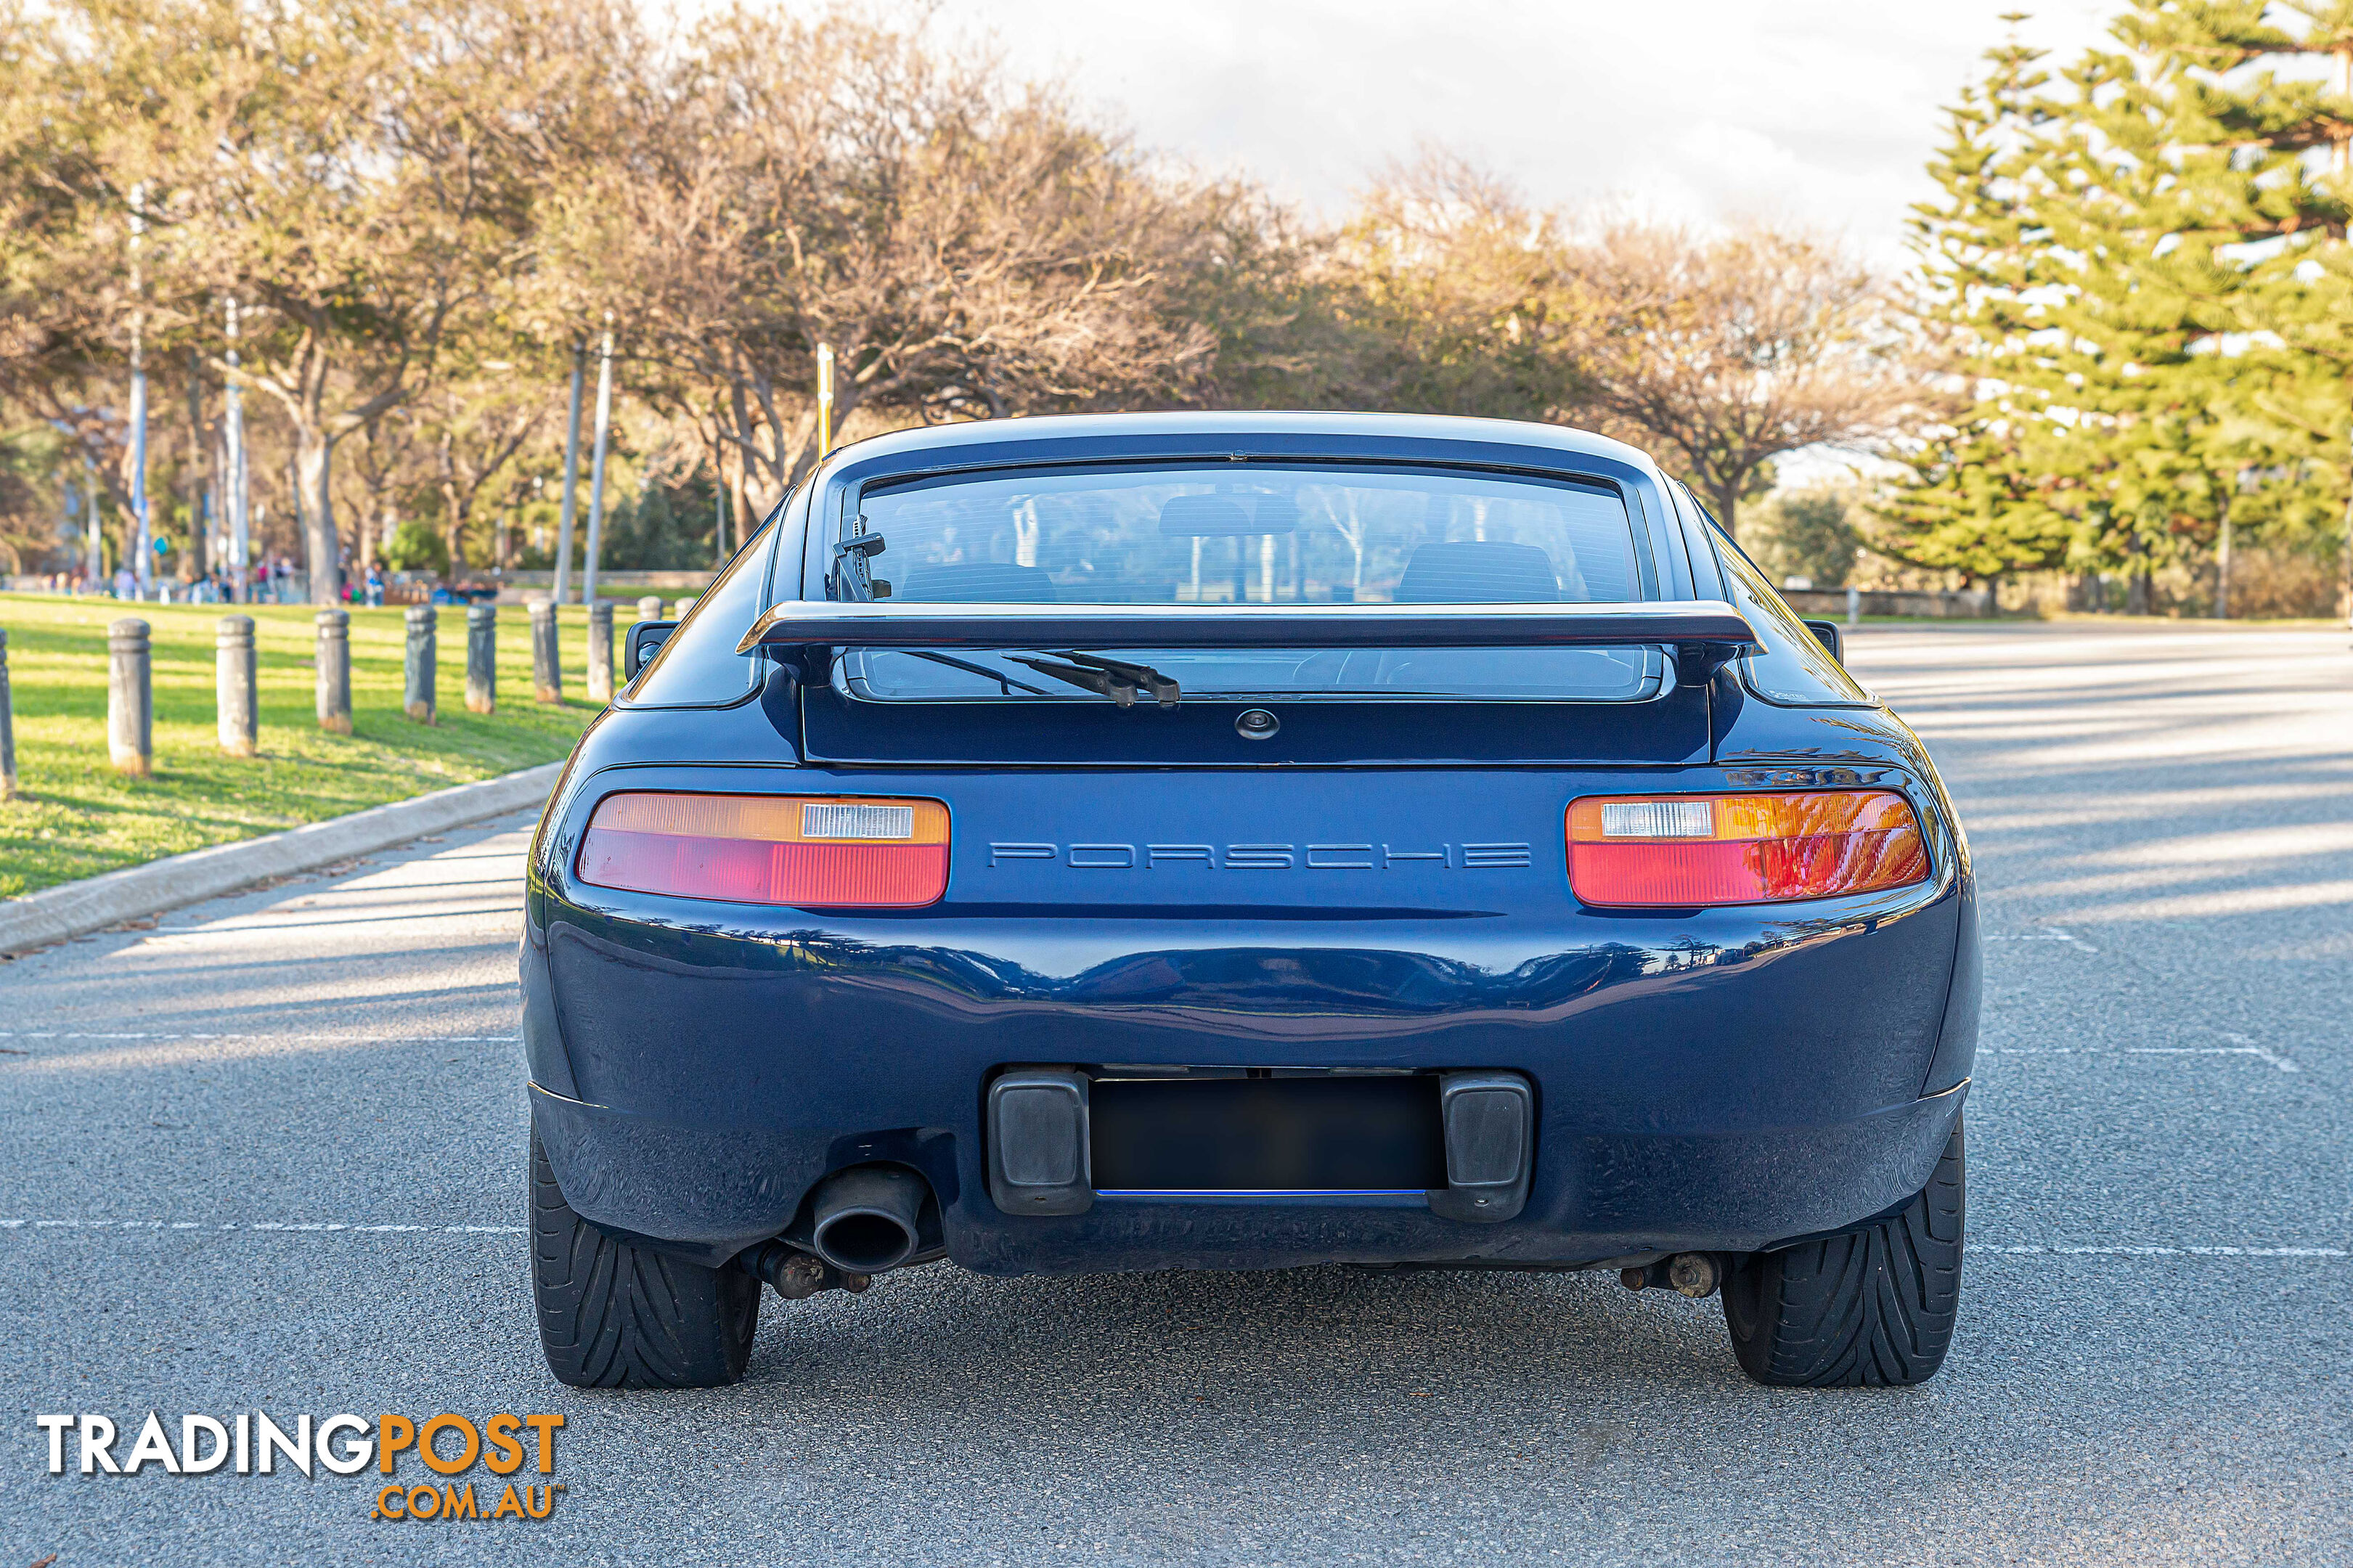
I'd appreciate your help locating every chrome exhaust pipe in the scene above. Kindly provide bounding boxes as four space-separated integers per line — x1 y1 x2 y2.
807 1164 929 1275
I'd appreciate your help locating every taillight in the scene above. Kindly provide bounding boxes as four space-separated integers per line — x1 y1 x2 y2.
1566 790 1928 907
577 793 950 907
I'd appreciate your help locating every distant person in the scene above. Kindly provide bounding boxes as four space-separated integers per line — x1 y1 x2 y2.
366 566 386 608
113 566 134 599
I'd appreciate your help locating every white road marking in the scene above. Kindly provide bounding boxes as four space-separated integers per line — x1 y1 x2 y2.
1975 1245 2348 1258
2219 1031 2304 1072
0 1031 526 1073
1986 1044 2301 1072
1983 929 2102 953
0 1032 521 1042
0 1218 526 1234
1 1220 2341 1257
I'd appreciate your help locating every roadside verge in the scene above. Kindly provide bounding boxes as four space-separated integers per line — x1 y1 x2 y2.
0 760 565 957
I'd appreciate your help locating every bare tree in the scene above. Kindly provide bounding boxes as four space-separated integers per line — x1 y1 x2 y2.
0 0 149 560
1329 150 1587 420
23 0 580 602
543 9 1217 521
1563 221 1912 537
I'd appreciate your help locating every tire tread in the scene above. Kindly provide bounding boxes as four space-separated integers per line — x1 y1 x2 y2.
1724 1115 1965 1387
530 1127 758 1389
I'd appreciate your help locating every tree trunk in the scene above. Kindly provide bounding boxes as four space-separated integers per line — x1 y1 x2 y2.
1704 480 1740 542
2126 569 2151 616
441 438 464 575
296 430 342 605
441 472 465 576
728 464 753 557
184 354 209 583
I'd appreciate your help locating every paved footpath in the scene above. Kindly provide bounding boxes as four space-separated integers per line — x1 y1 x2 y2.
4 621 2348 1565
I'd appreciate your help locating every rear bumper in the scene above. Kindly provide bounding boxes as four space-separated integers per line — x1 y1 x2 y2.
523 864 1976 1272
531 1074 1965 1272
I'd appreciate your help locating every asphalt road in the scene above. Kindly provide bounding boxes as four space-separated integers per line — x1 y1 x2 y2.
6 621 2349 1566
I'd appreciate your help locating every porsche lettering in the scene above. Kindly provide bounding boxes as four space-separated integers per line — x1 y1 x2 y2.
984 842 1534 869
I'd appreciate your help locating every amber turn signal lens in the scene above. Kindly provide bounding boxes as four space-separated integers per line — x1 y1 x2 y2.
577 793 950 908
1567 789 1928 907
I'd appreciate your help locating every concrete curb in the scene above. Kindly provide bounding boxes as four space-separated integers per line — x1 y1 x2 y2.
0 759 567 957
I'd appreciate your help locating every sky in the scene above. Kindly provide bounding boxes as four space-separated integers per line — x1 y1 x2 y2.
935 0 2126 266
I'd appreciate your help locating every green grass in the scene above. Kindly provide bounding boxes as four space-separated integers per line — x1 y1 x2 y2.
0 593 606 899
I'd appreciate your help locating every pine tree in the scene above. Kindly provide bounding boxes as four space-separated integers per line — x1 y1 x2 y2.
1888 4 2353 615
2126 0 2353 613
2028 23 2257 610
1877 25 2081 589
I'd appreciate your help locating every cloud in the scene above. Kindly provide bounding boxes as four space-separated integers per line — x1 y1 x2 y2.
931 0 2121 250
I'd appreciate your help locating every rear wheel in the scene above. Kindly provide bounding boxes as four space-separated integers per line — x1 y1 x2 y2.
1722 1115 1965 1387
530 1124 759 1388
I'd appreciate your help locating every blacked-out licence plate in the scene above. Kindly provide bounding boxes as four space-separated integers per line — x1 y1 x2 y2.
1089 1074 1445 1193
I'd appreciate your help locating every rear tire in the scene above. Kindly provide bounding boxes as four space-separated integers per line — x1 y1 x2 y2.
1722 1114 1965 1387
530 1125 759 1388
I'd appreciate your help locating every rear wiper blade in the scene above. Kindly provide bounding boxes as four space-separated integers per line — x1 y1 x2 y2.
889 648 1056 698
1004 650 1181 709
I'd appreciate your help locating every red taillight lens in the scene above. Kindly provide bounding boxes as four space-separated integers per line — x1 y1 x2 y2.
1567 790 1928 907
577 793 950 908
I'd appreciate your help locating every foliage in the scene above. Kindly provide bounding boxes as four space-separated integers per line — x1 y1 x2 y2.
1753 486 1865 589
0 420 71 571
541 8 1223 526
1885 3 2353 608
597 475 722 573
1565 221 1915 538
379 518 448 575
1326 151 1584 420
1321 152 1912 538
27 0 2353 621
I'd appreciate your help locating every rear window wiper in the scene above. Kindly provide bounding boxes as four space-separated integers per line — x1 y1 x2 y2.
1004 650 1181 709
889 648 1056 698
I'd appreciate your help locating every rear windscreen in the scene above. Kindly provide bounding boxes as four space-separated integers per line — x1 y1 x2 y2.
841 462 1664 703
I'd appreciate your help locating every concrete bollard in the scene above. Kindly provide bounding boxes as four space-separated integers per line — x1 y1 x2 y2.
403 603 437 724
529 597 562 703
315 609 352 735
216 614 258 756
669 597 696 621
586 600 614 704
0 626 15 801
466 603 497 714
107 616 152 777
635 595 663 624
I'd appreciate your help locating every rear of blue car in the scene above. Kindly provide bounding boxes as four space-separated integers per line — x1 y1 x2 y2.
521 414 1975 1390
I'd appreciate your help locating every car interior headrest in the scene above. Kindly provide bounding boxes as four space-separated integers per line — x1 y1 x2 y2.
1158 495 1261 536
1393 541 1562 603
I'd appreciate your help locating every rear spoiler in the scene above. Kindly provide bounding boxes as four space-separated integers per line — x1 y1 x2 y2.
738 600 1759 681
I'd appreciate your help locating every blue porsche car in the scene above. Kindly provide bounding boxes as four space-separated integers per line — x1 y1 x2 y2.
522 412 1975 1390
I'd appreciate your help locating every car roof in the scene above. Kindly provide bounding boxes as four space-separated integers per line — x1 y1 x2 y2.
826 409 1660 472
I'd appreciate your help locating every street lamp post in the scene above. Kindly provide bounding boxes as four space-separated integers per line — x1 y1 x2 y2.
815 343 835 463
582 317 615 608
552 341 585 605
128 184 150 596
84 454 102 584
224 298 250 602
